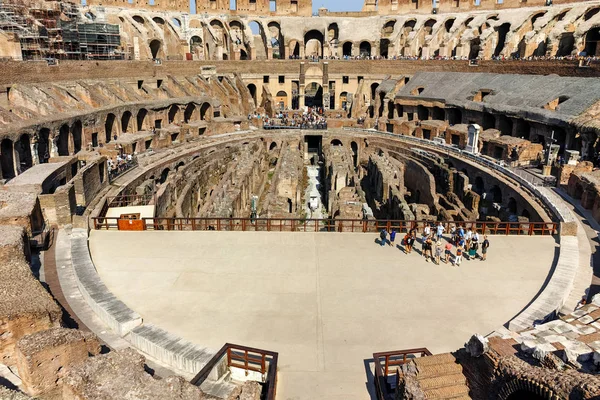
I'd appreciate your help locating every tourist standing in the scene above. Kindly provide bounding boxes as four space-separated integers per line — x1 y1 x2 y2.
444 242 452 264
454 246 463 266
389 229 396 247
481 235 489 261
380 229 387 247
422 223 431 253
436 222 445 240
435 242 442 265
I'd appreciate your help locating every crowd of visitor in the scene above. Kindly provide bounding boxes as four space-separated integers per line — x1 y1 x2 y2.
287 54 599 64
379 222 490 266
262 107 327 129
107 153 135 179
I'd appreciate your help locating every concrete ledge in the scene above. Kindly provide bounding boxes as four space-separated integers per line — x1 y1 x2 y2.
70 228 142 336
128 324 215 375
508 235 579 332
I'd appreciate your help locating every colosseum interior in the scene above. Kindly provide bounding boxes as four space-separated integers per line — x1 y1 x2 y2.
1 0 600 398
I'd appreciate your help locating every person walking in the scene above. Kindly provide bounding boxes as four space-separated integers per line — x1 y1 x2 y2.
379 229 387 247
444 241 452 264
424 235 433 262
435 242 442 265
436 222 445 241
389 229 396 247
454 246 463 266
422 223 431 254
407 230 415 254
481 235 489 261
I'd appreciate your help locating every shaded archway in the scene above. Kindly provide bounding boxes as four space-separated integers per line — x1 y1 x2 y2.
493 23 511 57
584 27 600 56
121 111 133 133
380 39 389 57
105 113 116 142
498 115 513 136
417 105 429 121
200 103 211 120
58 124 69 156
149 39 162 59
351 141 358 168
359 41 371 57
331 139 342 146
371 83 379 100
17 134 32 171
305 82 323 108
37 128 50 163
0 139 15 179
507 197 517 214
304 30 324 58
474 176 485 195
490 185 502 203
71 120 82 154
556 32 574 57
482 112 496 130
168 105 179 124
136 109 148 131
342 41 352 57
184 103 196 123
469 38 481 59
247 84 257 106
190 36 203 58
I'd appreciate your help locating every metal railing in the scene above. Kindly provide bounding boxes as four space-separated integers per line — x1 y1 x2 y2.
108 158 138 182
190 343 278 400
373 348 432 400
106 193 154 208
91 216 557 235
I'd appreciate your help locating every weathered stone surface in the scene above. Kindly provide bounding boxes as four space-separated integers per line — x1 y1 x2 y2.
15 328 101 396
62 348 210 400
0 386 31 400
226 381 262 400
465 334 489 358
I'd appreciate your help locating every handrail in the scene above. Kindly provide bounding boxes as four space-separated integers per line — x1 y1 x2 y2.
91 216 557 235
106 193 154 208
190 343 278 400
372 348 432 400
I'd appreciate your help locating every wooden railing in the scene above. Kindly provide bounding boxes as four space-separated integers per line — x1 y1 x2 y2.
91 216 558 235
106 193 154 208
190 343 278 400
373 348 432 400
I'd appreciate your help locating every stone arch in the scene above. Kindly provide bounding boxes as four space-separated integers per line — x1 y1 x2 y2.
327 23 339 42
403 19 416 31
351 141 358 168
382 20 396 35
152 16 165 25
359 41 371 57
247 84 257 106
136 108 148 131
498 379 553 400
268 21 284 59
190 35 203 56
17 134 32 171
71 120 82 154
184 103 196 123
106 113 116 142
556 32 574 56
490 185 502 203
305 82 323 108
584 27 600 56
417 105 429 120
38 128 50 163
474 176 485 195
269 142 277 151
331 139 342 146
469 37 481 59
200 103 211 120
444 18 455 33
121 111 133 133
304 30 324 58
424 18 436 34
149 39 162 59
583 6 600 22
530 11 546 26
248 20 268 60
371 83 379 100
58 124 69 156
493 23 511 57
168 105 180 124
342 41 352 57
159 167 170 184
0 138 15 179
380 39 390 57
432 107 444 120
387 101 395 119
132 15 145 25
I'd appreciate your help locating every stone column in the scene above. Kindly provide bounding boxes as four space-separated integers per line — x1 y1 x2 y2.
50 134 59 158
299 85 306 109
13 143 20 175
31 136 39 166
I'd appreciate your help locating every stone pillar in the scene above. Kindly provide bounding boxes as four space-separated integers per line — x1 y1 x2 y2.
267 47 273 60
31 136 39 166
300 42 305 59
50 135 58 158
299 85 306 109
12 141 20 175
466 124 480 154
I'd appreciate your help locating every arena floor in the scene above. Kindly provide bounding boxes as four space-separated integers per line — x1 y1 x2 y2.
89 231 558 400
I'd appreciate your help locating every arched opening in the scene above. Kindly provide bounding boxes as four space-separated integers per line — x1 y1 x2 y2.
424 19 436 34
584 28 600 57
474 176 485 195
469 38 481 60
380 39 389 57
328 23 339 42
248 21 268 60
105 113 116 143
447 108 462 125
556 32 574 57
305 82 323 108
387 101 395 119
268 22 284 59
432 107 445 120
58 124 69 156
240 49 248 60
0 139 15 179
149 39 162 59
275 90 288 110
382 20 396 35
71 120 82 154
168 105 179 124
190 36 203 58
38 128 50 163
482 112 496 130
521 209 531 220
247 84 257 106
396 104 403 118
493 23 511 57
331 139 342 146
152 16 164 25
287 198 293 213
342 42 352 57
584 7 600 22
291 41 300 57
359 41 371 57
200 103 211 120
417 105 429 121
490 185 502 203
351 141 358 168
378 92 386 117
136 109 148 131
498 115 513 136
184 103 196 123
530 11 546 26
159 168 170 184
121 111 133 133
304 30 324 58
371 83 379 100
507 197 517 214
444 18 455 33
515 119 531 139
269 142 277 151
132 15 145 24
403 19 416 32
17 134 32 172
339 91 349 111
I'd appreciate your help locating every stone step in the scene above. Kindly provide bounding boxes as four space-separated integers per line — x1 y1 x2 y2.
413 353 456 367
417 373 467 390
423 383 470 399
415 362 463 379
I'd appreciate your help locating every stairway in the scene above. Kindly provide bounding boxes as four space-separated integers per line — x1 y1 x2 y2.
412 353 471 400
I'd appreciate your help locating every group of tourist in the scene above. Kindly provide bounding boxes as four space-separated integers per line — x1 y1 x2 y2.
286 54 599 64
107 153 135 178
379 222 490 266
262 108 327 129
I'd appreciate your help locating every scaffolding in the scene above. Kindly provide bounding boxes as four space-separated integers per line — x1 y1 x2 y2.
0 0 123 60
